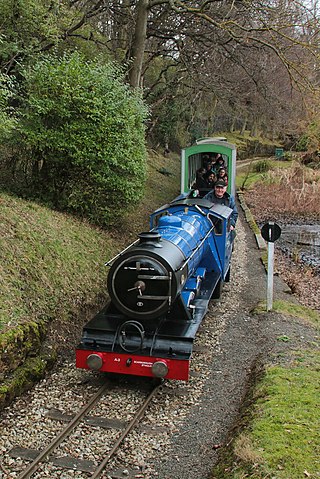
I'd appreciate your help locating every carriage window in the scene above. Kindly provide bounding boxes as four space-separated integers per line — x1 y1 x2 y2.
187 152 231 190
188 153 202 188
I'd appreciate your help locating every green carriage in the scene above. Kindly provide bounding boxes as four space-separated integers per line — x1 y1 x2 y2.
181 137 237 198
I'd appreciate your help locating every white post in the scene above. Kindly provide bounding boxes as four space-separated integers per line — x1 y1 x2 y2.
267 241 274 311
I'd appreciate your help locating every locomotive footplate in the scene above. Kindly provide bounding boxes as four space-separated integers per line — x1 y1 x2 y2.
76 271 221 380
76 311 194 380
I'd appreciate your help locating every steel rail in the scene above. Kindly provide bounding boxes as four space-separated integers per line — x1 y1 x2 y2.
17 382 110 479
91 380 162 478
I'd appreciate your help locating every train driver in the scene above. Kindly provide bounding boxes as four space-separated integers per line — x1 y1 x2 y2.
204 180 238 230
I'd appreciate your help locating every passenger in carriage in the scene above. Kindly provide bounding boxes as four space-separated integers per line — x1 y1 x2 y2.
193 167 207 190
217 167 228 186
202 154 210 166
204 160 214 174
191 170 216 198
204 171 217 189
212 154 225 174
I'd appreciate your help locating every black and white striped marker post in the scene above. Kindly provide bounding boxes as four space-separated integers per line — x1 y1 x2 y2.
261 222 282 311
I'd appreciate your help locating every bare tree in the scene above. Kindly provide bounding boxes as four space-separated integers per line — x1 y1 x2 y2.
3 0 318 141
60 0 319 87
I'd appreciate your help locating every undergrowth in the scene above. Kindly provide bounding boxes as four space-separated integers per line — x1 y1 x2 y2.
241 161 320 220
0 150 180 331
236 159 291 190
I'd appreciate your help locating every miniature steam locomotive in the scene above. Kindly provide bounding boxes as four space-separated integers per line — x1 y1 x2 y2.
76 138 237 380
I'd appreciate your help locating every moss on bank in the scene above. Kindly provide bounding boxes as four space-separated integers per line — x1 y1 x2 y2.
0 320 47 377
210 346 319 479
0 351 57 409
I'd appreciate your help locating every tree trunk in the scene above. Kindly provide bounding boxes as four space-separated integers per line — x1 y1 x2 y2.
250 119 260 137
128 0 149 88
240 117 247 135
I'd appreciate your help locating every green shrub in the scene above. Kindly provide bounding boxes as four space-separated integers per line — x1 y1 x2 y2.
0 73 17 141
281 151 292 161
295 134 310 151
253 159 271 173
8 52 148 225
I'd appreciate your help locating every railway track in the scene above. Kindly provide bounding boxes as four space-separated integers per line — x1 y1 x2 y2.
8 377 162 479
1 218 250 479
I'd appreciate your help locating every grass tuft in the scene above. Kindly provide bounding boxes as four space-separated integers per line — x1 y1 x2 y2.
272 300 320 328
247 351 320 479
0 194 112 331
211 350 320 479
252 299 320 327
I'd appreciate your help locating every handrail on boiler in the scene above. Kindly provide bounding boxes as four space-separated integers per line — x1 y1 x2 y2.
105 228 157 266
104 238 140 266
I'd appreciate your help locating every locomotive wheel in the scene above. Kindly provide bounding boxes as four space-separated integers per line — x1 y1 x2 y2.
211 279 223 299
225 266 231 283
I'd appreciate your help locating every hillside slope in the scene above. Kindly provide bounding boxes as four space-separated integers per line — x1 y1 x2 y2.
0 151 180 408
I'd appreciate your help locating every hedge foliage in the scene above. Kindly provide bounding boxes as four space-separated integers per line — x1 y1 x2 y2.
9 52 148 225
0 72 17 141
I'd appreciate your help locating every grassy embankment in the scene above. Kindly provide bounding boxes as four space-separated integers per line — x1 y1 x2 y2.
0 150 180 408
212 157 320 479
